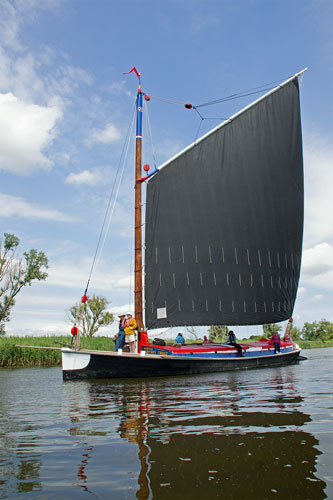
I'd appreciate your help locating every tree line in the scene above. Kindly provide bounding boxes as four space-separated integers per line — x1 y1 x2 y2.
0 232 113 337
209 321 333 342
1 232 332 340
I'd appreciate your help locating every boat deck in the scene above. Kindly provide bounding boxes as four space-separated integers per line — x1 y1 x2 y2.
141 339 294 358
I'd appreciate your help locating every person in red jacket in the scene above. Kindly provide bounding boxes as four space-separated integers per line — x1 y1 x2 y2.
271 332 281 354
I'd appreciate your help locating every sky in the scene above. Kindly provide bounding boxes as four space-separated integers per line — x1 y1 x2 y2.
0 0 333 339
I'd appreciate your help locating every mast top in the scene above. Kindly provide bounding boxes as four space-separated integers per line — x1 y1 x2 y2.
123 66 141 93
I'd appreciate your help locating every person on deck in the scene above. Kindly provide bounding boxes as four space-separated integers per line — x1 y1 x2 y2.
203 335 213 344
125 313 137 353
271 331 281 353
226 330 243 357
114 314 126 351
175 332 185 345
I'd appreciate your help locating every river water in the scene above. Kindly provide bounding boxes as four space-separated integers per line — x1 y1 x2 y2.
0 347 332 500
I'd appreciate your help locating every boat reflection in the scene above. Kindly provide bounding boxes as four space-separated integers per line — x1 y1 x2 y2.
118 385 151 500
62 370 327 500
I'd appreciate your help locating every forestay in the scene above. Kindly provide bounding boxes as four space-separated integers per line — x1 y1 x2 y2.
145 77 304 329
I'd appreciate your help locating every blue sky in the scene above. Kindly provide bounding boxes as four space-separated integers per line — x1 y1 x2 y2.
1 0 332 338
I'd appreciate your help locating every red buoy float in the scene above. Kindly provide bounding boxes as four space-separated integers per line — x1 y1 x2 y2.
71 326 78 336
81 295 87 303
144 94 151 101
143 164 150 172
184 103 193 109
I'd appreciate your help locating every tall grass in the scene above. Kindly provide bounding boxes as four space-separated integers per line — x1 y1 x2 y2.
1 335 332 368
297 339 333 349
0 336 116 368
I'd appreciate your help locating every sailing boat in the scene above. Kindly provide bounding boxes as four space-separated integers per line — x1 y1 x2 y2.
62 69 305 380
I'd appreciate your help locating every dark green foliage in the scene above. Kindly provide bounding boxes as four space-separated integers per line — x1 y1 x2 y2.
249 335 262 341
68 295 114 337
208 325 229 342
0 336 116 367
301 320 333 341
0 233 49 333
262 323 283 338
291 325 302 339
0 323 5 337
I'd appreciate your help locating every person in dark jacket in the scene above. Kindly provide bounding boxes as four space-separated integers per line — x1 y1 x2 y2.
226 330 243 357
114 314 126 351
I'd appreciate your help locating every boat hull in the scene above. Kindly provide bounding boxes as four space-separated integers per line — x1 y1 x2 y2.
62 348 301 380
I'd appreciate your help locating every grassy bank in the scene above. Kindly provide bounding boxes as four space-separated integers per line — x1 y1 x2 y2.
297 339 333 349
0 336 116 368
1 336 332 368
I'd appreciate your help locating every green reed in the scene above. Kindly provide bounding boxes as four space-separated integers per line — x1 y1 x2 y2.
0 336 116 368
297 339 333 349
1 335 332 369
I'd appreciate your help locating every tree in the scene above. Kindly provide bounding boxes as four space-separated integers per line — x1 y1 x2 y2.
184 325 199 340
290 325 302 340
208 325 229 342
262 323 283 338
301 320 333 341
0 233 49 334
68 295 114 337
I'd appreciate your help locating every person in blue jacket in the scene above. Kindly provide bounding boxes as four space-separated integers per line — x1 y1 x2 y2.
175 332 185 345
114 314 126 351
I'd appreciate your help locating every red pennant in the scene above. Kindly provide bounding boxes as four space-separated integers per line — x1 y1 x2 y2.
123 67 140 78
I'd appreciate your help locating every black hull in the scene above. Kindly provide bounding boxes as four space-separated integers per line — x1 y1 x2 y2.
62 349 301 380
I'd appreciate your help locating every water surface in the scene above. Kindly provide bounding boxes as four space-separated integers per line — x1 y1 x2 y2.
0 347 332 499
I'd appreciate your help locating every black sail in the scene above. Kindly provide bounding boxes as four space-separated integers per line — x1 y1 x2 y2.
144 77 304 329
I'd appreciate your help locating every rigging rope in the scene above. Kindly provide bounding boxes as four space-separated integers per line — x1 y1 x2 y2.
146 78 287 110
193 81 284 108
144 98 158 169
82 73 295 299
145 77 290 145
82 104 136 298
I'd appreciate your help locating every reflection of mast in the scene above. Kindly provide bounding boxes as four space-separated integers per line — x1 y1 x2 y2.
136 434 150 500
118 384 151 500
68 414 96 494
77 444 93 490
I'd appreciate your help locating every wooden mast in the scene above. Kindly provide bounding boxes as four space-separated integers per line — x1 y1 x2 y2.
134 74 144 331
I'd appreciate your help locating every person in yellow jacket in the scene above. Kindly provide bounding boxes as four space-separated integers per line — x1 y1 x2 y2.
125 312 137 353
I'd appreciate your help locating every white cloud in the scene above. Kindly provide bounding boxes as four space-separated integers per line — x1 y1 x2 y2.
0 0 63 52
0 47 92 103
88 123 121 145
0 0 23 51
65 169 104 186
303 132 333 246
300 242 333 289
302 242 333 277
47 257 132 290
105 80 127 93
313 294 323 301
0 193 78 222
0 92 62 174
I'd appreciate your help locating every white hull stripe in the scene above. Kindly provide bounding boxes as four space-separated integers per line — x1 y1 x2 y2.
62 349 91 371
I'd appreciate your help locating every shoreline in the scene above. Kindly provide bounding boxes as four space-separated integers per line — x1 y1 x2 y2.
1 336 332 369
